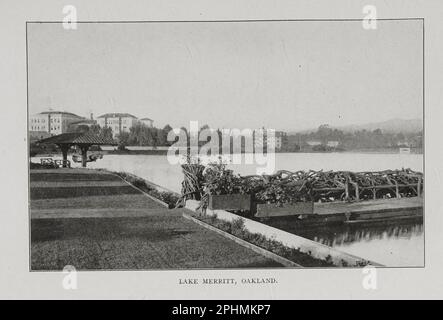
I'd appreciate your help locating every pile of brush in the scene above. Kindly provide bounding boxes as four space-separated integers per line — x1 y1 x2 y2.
181 161 423 205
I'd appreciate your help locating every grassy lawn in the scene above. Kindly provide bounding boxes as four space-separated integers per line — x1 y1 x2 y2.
30 168 281 269
30 170 121 182
30 185 141 200
31 194 165 210
31 216 281 270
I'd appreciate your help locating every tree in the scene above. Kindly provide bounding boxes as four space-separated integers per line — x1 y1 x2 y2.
162 124 173 146
117 131 130 146
100 127 113 141
89 124 101 135
74 124 90 133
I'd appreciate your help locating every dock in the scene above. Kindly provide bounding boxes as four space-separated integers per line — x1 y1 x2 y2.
314 197 423 222
315 197 422 214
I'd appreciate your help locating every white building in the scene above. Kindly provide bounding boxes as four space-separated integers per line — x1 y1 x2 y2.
253 129 287 150
29 111 84 135
140 117 154 128
96 113 140 138
274 131 287 150
306 140 322 146
327 141 339 148
96 113 154 138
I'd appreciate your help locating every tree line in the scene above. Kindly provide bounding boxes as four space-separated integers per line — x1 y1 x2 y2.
73 123 174 147
287 124 423 151
78 123 423 151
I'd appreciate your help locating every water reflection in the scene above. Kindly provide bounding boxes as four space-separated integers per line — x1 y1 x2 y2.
297 219 423 248
284 218 424 266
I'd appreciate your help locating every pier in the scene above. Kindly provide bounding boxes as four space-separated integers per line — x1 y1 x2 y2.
314 197 422 222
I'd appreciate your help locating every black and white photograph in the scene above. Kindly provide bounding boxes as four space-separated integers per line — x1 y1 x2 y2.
27 19 423 270
2 0 443 301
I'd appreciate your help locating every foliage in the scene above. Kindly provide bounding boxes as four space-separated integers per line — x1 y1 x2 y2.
254 183 309 205
200 159 308 206
117 142 128 151
203 161 243 195
195 159 423 209
116 123 173 147
199 215 338 267
89 124 114 141
287 125 423 151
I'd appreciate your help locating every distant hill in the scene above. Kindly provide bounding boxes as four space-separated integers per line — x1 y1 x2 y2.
289 118 423 134
336 118 423 134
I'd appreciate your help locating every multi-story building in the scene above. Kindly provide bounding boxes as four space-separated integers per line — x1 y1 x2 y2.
96 113 139 138
29 111 84 136
274 131 287 150
96 113 154 138
140 117 154 128
253 128 266 151
253 129 287 151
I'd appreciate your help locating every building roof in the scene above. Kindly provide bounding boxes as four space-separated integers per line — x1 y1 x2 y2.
37 111 83 118
140 117 153 121
36 132 116 145
97 113 138 119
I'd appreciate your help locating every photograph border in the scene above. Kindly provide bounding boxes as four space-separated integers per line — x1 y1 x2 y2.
26 18 425 272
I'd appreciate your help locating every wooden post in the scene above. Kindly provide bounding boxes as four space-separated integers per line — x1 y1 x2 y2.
344 176 350 201
395 182 400 198
58 144 70 168
417 177 422 196
351 182 359 202
80 145 90 168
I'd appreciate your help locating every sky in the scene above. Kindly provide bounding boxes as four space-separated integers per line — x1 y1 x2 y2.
27 20 423 131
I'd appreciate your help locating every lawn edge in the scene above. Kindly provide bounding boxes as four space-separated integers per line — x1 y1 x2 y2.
108 171 170 208
182 212 301 268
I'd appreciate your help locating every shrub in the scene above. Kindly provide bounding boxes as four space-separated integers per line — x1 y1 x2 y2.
208 213 218 225
231 218 245 237
117 143 128 151
132 179 147 189
194 214 339 267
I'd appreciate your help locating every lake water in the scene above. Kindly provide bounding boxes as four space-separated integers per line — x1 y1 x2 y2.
33 152 424 266
269 217 424 267
86 152 423 193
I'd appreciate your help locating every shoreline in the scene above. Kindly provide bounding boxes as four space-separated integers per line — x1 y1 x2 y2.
32 148 424 158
